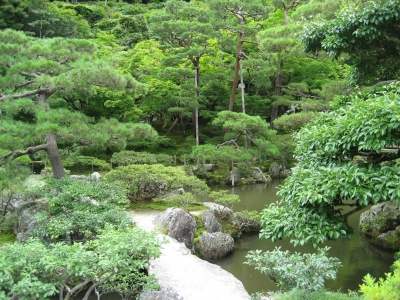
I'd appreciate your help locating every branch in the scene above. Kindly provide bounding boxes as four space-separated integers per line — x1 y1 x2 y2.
216 133 242 148
19 71 40 78
0 88 56 102
14 80 35 91
343 205 365 218
64 277 92 298
0 144 49 166
82 271 117 300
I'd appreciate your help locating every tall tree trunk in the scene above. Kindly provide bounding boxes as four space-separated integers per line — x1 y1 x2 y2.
270 61 284 129
193 59 200 146
229 33 244 111
46 134 66 179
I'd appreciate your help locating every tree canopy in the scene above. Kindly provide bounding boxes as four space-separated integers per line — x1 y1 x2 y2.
0 29 157 178
259 83 400 247
301 0 400 85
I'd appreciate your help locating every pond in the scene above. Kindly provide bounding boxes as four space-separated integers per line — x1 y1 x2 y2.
204 181 397 295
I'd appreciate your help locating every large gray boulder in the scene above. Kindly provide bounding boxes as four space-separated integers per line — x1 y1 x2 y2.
89 172 101 181
14 201 42 242
195 232 234 260
268 162 281 178
159 208 197 253
154 207 181 229
140 286 183 300
162 188 185 199
202 209 222 233
252 167 271 183
203 202 235 220
375 226 400 249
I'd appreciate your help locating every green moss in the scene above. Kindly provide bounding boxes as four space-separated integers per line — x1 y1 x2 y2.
362 212 398 234
219 218 242 239
0 232 16 246
385 235 400 249
194 214 206 242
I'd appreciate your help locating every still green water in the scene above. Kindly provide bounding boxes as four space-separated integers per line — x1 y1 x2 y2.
205 181 396 295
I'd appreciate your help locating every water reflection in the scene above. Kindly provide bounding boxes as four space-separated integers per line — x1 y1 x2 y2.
203 181 396 294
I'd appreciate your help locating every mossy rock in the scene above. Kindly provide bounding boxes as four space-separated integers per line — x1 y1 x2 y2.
371 226 400 250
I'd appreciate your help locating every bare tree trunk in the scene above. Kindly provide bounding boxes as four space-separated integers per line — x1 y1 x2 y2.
229 33 244 111
240 59 245 114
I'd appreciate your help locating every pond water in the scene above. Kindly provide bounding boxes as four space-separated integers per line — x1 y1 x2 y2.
203 181 397 295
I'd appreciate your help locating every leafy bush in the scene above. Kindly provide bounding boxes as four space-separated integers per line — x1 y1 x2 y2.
112 150 174 166
360 260 400 300
245 247 341 292
33 178 131 242
273 112 316 134
0 227 163 300
105 164 209 201
62 155 111 172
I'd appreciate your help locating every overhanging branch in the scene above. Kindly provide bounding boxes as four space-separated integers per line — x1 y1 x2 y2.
0 144 49 166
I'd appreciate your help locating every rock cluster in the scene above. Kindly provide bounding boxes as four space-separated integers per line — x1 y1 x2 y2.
359 201 400 250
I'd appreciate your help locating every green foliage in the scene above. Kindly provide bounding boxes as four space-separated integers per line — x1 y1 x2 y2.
62 155 111 172
105 164 209 201
0 0 28 31
33 178 131 242
0 232 15 245
300 0 400 85
360 260 400 300
274 288 363 300
0 227 163 300
112 150 174 166
0 29 157 178
245 247 341 292
273 112 316 134
260 83 400 247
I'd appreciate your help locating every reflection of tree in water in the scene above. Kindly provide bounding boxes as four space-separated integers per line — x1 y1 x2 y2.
359 233 397 263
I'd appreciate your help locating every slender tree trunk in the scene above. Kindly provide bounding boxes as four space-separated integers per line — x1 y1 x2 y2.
231 159 235 187
193 59 200 146
240 59 245 114
229 33 244 111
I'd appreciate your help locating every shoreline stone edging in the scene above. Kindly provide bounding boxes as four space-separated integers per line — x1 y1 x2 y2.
130 210 251 300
